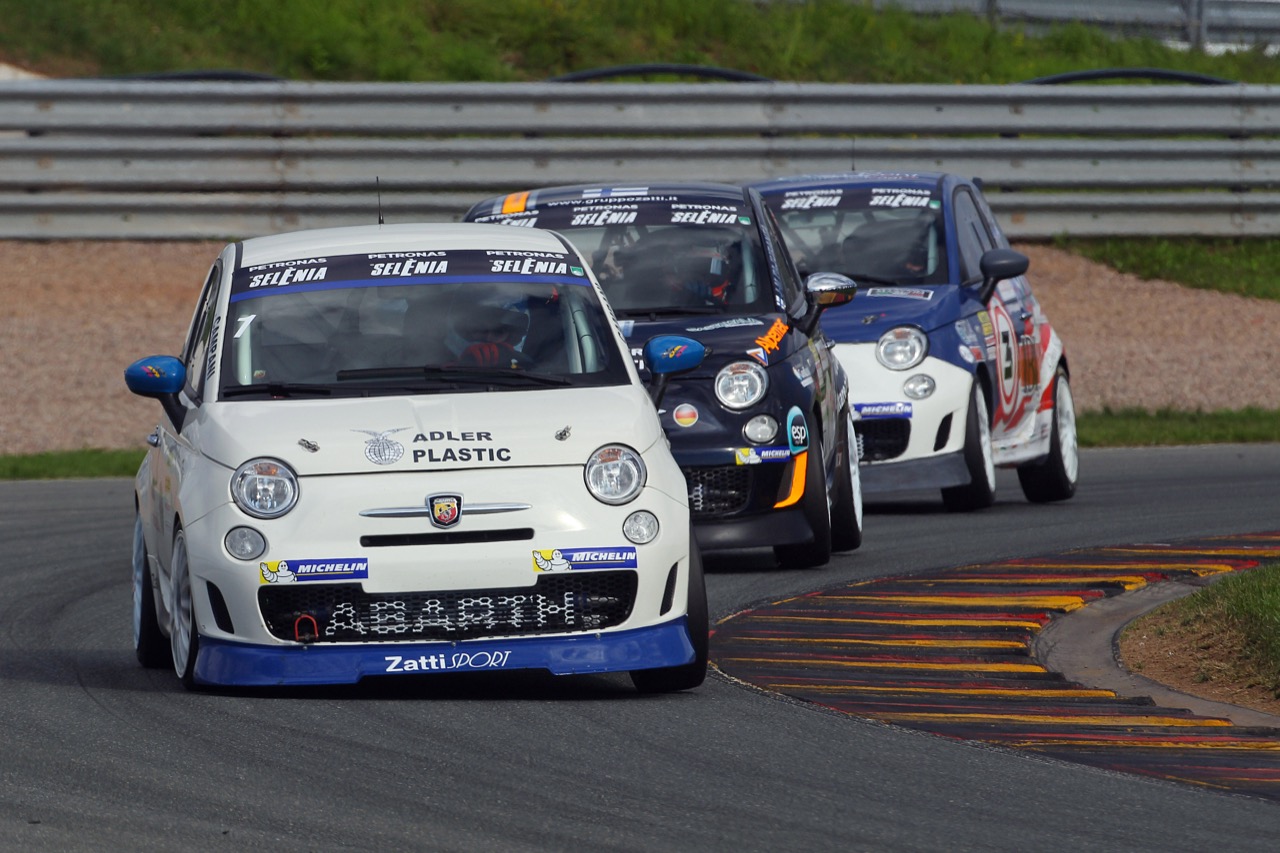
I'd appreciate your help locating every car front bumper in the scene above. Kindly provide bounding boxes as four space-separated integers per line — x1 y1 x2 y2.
195 615 695 686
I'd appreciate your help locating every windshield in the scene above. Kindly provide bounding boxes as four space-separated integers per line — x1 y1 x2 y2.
217 248 631 397
766 184 950 286
471 197 775 316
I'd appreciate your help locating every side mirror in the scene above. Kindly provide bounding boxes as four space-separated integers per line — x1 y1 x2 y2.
975 248 1029 305
125 355 188 430
641 334 707 407
800 271 858 332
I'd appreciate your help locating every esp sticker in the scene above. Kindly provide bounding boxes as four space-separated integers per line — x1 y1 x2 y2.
786 406 809 454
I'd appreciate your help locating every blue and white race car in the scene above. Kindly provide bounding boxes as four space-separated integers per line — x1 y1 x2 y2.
752 172 1077 510
466 183 863 567
125 222 709 691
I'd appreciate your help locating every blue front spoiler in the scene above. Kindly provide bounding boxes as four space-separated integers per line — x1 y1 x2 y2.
194 617 695 686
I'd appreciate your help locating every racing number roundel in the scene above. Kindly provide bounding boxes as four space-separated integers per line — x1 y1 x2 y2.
989 300 1018 419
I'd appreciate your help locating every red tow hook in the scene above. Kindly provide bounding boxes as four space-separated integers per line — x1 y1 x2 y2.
294 614 319 643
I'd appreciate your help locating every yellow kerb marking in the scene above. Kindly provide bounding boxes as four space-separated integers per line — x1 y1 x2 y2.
722 656 1046 673
825 593 1088 610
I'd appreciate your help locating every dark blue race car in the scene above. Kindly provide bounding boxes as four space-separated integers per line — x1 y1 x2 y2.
465 183 862 567
750 172 1077 511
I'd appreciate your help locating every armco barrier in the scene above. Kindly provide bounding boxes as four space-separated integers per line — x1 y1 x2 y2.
2 79 1280 239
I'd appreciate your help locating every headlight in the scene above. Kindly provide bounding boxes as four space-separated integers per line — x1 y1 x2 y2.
876 326 929 371
623 510 660 544
903 374 936 400
585 445 647 505
744 414 779 443
715 361 768 409
230 458 299 519
224 526 267 560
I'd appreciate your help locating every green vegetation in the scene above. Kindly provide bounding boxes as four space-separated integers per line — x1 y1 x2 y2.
1126 560 1280 696
1077 408 1280 447
5 0 1280 84
1056 237 1280 302
0 449 146 479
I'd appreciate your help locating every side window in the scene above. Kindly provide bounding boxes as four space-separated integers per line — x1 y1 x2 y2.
182 262 223 401
953 190 995 285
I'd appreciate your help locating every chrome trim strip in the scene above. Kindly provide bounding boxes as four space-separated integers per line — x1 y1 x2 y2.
360 502 531 518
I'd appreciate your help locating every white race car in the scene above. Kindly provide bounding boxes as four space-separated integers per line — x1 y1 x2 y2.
126 222 708 691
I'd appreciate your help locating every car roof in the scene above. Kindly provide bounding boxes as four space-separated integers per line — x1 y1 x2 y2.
466 181 749 218
747 171 951 195
236 222 573 268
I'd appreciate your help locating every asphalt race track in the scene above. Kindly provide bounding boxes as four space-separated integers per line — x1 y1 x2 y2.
3 445 1280 851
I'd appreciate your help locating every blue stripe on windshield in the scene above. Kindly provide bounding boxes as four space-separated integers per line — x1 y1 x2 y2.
229 274 591 303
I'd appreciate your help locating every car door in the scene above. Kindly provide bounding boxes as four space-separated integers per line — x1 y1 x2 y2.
153 259 223 604
951 187 1037 440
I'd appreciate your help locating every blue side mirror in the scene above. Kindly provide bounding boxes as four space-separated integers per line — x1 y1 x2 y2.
125 355 186 397
642 335 706 376
641 335 706 407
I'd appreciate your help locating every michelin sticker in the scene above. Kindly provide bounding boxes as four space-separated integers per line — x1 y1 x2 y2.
533 547 639 572
260 558 369 584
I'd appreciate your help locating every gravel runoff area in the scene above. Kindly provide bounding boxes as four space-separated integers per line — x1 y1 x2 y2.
2 240 1279 457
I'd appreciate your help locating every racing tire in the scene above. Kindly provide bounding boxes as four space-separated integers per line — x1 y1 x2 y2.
1017 366 1079 503
132 510 172 669
169 528 202 691
630 535 708 694
773 439 833 568
830 408 864 552
941 380 997 512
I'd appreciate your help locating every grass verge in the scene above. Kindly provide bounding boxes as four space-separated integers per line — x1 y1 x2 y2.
1120 560 1280 701
0 449 146 480
1077 407 1280 447
1055 237 1280 302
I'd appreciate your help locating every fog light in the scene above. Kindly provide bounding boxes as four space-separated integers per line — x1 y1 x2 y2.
903 374 936 400
744 414 778 443
623 511 660 544
225 526 266 561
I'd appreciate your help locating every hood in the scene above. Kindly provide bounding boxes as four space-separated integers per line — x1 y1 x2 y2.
820 285 973 342
618 311 794 372
196 386 663 476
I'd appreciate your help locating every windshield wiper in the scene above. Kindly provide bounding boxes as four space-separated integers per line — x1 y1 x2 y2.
220 382 336 398
336 365 572 387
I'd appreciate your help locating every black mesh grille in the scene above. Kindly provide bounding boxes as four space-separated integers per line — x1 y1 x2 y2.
685 466 751 516
258 572 638 643
860 418 911 461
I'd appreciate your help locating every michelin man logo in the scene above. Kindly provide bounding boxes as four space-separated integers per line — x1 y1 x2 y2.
261 560 297 583
533 549 572 572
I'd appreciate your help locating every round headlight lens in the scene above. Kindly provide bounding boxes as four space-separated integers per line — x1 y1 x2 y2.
224 526 267 561
715 361 768 410
876 326 929 371
585 445 647 505
230 458 299 519
623 510 660 544
744 414 779 444
903 374 936 400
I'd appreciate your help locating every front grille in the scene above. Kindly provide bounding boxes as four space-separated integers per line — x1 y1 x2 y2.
685 466 751 516
860 418 911 461
258 572 638 643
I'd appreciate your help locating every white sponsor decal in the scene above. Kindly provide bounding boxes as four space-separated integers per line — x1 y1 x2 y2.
384 651 513 672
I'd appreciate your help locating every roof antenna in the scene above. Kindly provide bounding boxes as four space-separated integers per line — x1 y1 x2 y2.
376 176 384 225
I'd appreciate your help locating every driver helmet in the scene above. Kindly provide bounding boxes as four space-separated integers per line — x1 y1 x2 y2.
445 286 531 356
664 244 733 304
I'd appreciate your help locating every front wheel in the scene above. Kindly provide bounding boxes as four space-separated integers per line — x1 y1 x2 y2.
630 535 708 694
830 408 863 552
773 441 833 568
132 510 171 669
169 529 202 690
941 380 996 512
1017 366 1079 503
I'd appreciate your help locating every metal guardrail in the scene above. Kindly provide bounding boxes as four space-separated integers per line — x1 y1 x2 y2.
3 79 1280 239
